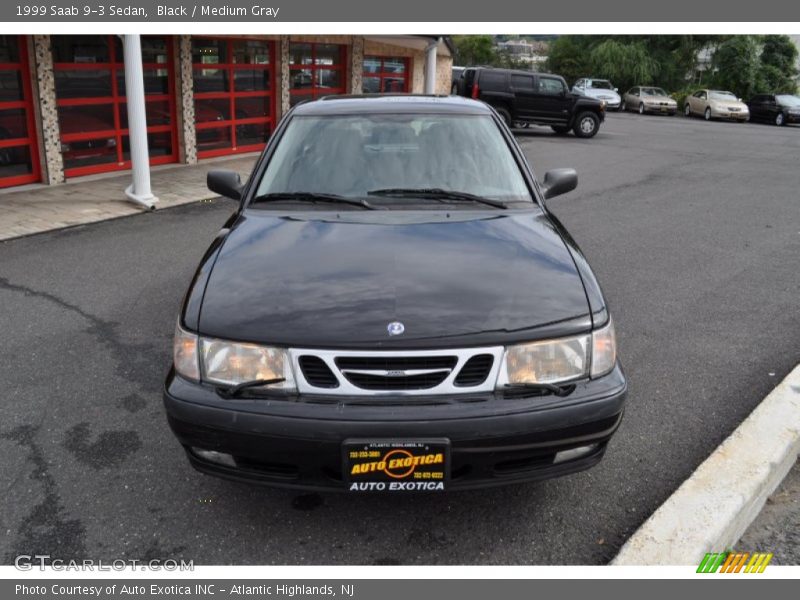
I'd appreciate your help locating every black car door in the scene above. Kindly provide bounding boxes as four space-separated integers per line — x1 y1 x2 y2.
532 75 571 123
510 73 536 120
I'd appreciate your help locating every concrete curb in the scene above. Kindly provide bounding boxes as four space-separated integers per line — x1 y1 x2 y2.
613 364 800 565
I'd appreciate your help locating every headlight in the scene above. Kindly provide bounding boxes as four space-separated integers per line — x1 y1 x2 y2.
590 319 617 378
505 334 590 385
503 320 618 386
173 323 200 381
201 338 295 390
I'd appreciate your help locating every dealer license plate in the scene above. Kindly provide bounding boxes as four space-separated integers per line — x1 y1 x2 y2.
343 439 450 492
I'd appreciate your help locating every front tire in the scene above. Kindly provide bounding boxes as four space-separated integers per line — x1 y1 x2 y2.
639 103 645 115
573 111 600 138
776 112 785 126
704 107 712 121
684 104 692 117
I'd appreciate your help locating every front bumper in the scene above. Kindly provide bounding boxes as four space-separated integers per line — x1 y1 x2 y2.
643 104 677 115
712 108 749 120
163 364 628 491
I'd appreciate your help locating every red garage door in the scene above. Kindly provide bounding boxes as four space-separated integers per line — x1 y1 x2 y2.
0 35 41 189
52 35 178 178
289 42 348 106
192 37 277 158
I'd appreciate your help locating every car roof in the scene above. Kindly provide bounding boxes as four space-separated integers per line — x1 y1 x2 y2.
290 94 495 116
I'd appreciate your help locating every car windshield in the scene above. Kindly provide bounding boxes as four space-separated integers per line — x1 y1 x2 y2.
641 87 668 96
710 91 737 100
776 94 800 106
590 80 613 89
254 114 534 206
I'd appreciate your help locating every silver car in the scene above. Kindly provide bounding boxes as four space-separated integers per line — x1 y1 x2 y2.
573 78 622 111
622 86 678 115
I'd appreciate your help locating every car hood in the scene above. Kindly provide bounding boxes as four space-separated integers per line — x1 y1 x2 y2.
583 88 620 100
197 210 592 349
711 99 748 110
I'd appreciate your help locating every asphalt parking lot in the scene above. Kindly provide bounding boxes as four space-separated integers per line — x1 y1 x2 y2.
1 111 799 566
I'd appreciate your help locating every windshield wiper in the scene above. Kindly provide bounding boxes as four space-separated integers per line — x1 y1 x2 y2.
367 188 508 209
218 377 286 399
251 192 378 210
503 383 573 397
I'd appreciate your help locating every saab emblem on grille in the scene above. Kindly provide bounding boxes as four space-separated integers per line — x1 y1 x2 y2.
386 370 406 377
387 321 405 336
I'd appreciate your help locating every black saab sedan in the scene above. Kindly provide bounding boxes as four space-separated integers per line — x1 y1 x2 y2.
747 93 800 126
165 95 627 492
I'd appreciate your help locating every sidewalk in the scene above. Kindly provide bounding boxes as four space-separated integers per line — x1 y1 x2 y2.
0 153 259 242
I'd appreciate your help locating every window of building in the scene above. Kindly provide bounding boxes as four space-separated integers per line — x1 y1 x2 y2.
362 56 409 93
192 37 276 158
52 35 177 178
0 35 40 188
289 42 347 106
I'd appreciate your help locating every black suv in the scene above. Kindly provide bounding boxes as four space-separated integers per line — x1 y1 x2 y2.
165 95 626 492
454 67 605 138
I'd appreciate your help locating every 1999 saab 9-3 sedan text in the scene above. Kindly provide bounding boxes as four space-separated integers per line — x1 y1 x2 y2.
164 95 627 492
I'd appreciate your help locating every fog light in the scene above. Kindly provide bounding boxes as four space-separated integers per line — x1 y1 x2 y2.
553 444 599 464
191 447 237 467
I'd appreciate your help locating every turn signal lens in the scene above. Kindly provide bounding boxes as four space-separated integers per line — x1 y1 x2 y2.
590 319 617 378
173 324 199 381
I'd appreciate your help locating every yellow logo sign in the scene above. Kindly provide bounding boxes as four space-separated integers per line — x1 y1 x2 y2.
350 450 444 479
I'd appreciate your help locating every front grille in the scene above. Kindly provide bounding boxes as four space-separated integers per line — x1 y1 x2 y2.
454 354 494 386
298 356 339 388
335 356 457 371
291 346 504 396
344 370 450 390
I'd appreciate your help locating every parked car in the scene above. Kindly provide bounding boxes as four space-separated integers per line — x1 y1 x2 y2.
451 66 465 93
746 93 800 126
622 86 677 115
684 89 749 121
453 67 606 138
573 78 622 111
164 95 627 492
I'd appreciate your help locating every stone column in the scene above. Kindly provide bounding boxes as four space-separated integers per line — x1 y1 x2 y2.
350 36 364 94
32 35 64 185
279 36 290 116
177 35 197 165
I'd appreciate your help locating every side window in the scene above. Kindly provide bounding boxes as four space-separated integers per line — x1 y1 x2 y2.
699 91 707 100
631 87 639 96
479 71 508 92
693 91 703 98
574 79 584 88
511 74 534 90
538 77 565 96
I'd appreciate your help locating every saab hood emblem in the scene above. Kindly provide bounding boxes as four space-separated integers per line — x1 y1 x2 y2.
387 321 405 336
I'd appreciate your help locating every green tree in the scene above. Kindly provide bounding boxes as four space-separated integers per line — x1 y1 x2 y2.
545 36 591 85
711 36 762 99
588 39 659 92
759 35 798 93
452 35 496 67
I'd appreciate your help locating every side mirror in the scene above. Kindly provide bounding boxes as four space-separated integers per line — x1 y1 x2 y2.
540 168 578 200
207 169 243 200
